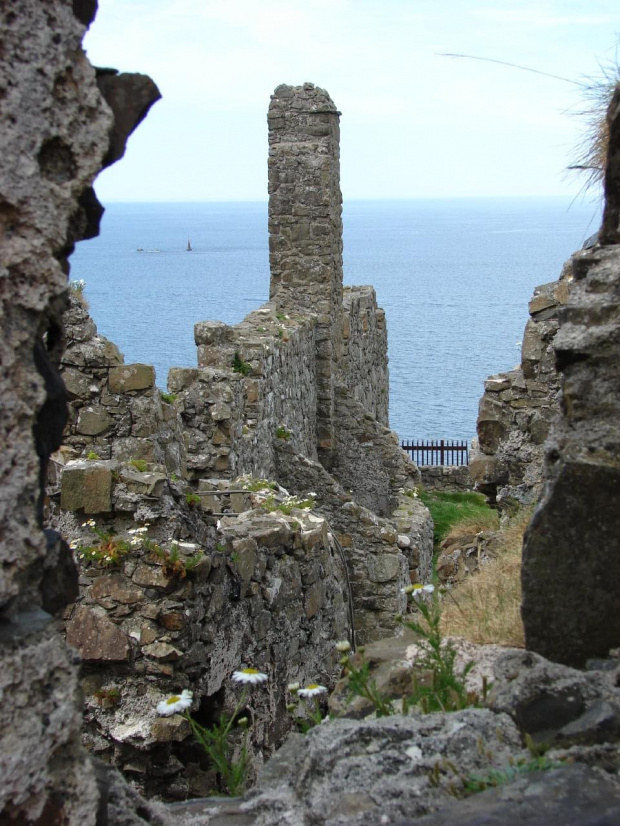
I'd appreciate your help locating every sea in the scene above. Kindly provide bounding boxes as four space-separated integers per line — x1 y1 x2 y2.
69 198 600 443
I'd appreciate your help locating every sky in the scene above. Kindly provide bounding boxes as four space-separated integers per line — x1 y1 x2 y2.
84 0 620 202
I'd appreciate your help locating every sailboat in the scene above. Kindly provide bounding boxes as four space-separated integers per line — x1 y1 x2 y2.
186 237 192 252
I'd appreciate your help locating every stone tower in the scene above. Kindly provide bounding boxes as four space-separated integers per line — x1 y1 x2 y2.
267 83 343 469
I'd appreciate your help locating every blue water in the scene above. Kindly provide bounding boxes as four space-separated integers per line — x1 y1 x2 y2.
70 198 600 442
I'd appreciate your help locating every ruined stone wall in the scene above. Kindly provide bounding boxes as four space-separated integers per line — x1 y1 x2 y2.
419 465 472 492
268 83 343 469
469 268 572 511
341 286 389 426
167 306 317 483
59 294 187 477
274 442 433 643
57 497 347 800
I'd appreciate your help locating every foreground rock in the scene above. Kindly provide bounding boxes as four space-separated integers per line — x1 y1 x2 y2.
168 644 620 824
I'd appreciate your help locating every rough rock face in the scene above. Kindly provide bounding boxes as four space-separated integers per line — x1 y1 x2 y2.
521 245 620 666
521 90 620 667
470 267 572 511
0 2 162 822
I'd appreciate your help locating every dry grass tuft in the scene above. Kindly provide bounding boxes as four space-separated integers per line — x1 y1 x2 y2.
569 51 620 192
442 510 499 544
439 509 533 648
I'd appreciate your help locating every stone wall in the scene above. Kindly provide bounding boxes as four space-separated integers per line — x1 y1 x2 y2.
469 268 572 512
419 465 472 492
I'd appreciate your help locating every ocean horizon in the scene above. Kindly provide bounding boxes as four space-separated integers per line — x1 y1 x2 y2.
70 196 600 442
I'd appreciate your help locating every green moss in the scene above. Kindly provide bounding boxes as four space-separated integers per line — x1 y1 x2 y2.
130 459 148 473
160 390 177 404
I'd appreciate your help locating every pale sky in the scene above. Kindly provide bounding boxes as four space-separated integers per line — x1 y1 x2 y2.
84 0 620 202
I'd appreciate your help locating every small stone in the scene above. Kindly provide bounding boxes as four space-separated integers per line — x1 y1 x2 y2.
66 606 130 661
142 642 182 661
151 716 191 742
132 563 171 589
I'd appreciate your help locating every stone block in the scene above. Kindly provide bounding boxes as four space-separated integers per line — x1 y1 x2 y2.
66 606 130 661
60 460 113 513
77 405 112 435
231 537 257 584
194 320 233 346
109 363 155 393
167 368 199 392
522 460 620 667
368 554 402 583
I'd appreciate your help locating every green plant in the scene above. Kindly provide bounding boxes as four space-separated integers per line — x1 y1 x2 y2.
186 491 201 509
275 425 292 441
94 687 121 707
146 539 202 579
160 390 178 404
275 312 286 321
236 475 278 492
276 328 284 339
130 458 148 473
402 588 480 713
258 493 314 515
177 668 268 796
338 643 395 717
75 520 130 568
232 351 252 376
462 756 562 797
86 451 100 461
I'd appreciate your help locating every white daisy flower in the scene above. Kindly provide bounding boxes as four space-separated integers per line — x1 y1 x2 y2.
128 526 148 535
156 689 193 716
335 640 351 653
298 683 327 698
287 682 301 693
69 540 79 550
82 519 96 528
410 584 435 597
232 668 268 685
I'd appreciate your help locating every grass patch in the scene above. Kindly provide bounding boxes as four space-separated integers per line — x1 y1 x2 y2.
419 490 498 546
439 509 531 648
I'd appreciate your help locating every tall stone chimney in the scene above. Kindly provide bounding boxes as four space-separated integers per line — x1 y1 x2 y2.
267 83 343 469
